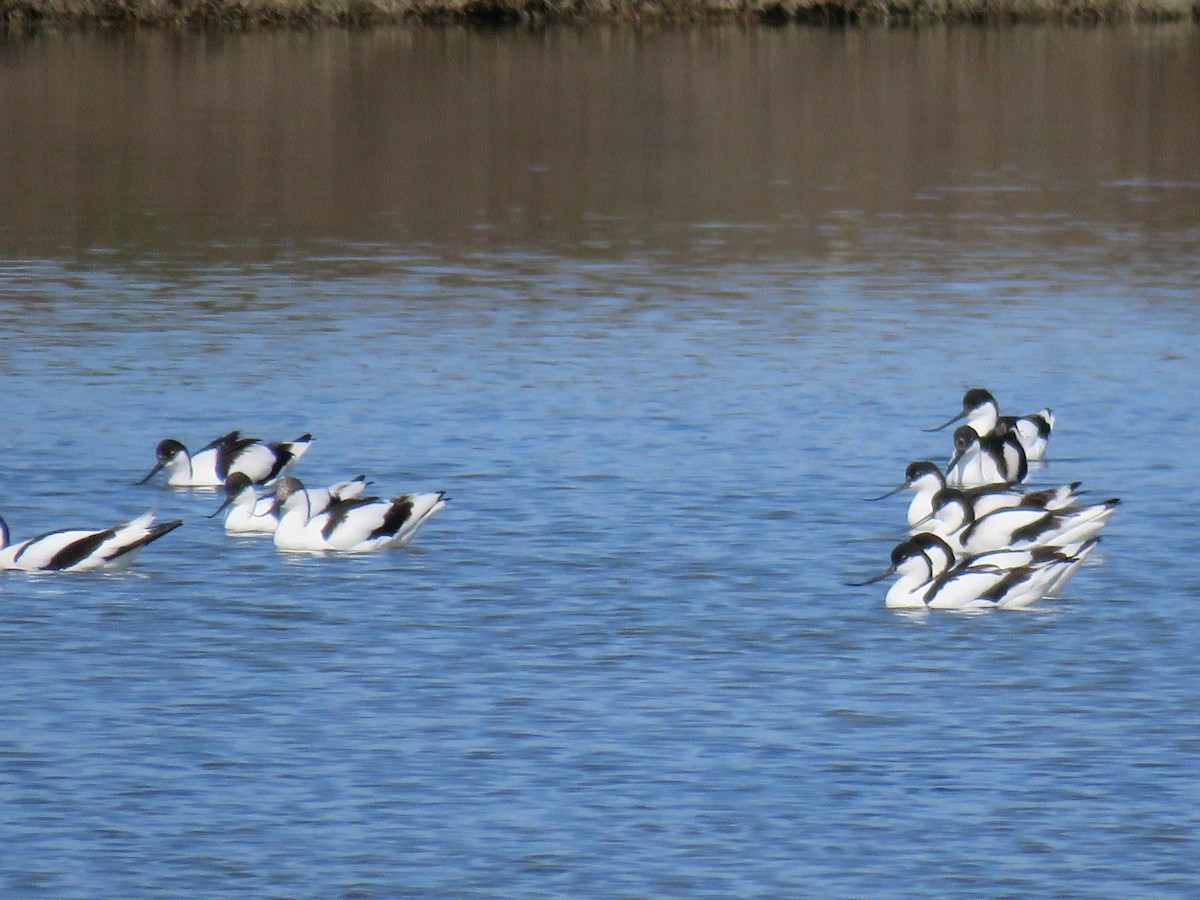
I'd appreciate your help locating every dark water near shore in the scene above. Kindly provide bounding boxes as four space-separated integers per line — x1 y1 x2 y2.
2 25 1200 897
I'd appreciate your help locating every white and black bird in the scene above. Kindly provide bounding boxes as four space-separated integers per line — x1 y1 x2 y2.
209 472 371 535
914 488 1119 557
138 430 312 487
270 476 447 553
908 531 1100 601
0 510 182 573
927 387 1055 462
854 534 1096 610
851 538 1018 610
944 425 1028 489
871 459 1084 530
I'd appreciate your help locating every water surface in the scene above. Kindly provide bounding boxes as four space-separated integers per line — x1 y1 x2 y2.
2 25 1199 897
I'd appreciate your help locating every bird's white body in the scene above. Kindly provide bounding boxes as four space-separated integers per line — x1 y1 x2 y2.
877 541 1014 610
873 535 1097 611
140 430 312 488
882 545 939 609
215 473 370 535
945 426 1028 489
918 490 1118 557
925 563 1010 610
929 388 1055 462
271 477 446 553
0 511 182 572
880 460 1083 530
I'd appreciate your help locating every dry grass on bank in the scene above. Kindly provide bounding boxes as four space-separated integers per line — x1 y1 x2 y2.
2 0 1197 29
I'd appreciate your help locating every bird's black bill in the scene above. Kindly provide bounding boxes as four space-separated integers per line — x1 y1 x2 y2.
923 409 966 433
866 482 907 502
207 496 234 519
136 463 164 485
846 565 896 587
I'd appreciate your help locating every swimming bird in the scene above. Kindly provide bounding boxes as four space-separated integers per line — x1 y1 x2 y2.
927 388 1055 461
908 531 1099 600
138 430 312 487
0 510 182 573
852 538 1019 609
915 488 1119 557
270 476 447 553
209 472 371 535
871 460 1083 529
855 535 1094 610
947 551 1078 610
945 425 1028 489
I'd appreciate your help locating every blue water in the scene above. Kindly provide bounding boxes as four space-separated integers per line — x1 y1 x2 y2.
2 244 1199 896
4 22 1200 896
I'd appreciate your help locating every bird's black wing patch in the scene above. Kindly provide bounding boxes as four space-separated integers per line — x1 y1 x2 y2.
321 496 380 541
217 433 261 480
981 566 1030 603
201 430 241 452
262 445 294 484
368 497 414 541
45 528 116 571
1008 511 1054 545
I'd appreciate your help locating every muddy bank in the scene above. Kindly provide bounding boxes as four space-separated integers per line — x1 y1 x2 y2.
2 0 1197 28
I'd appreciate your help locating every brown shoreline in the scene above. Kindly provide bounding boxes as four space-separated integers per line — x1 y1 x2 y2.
2 0 1197 28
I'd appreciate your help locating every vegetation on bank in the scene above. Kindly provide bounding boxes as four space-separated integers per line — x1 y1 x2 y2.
1 0 1196 28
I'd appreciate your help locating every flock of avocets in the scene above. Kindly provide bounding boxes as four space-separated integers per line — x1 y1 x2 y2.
0 431 447 573
854 388 1120 610
0 390 1119 597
